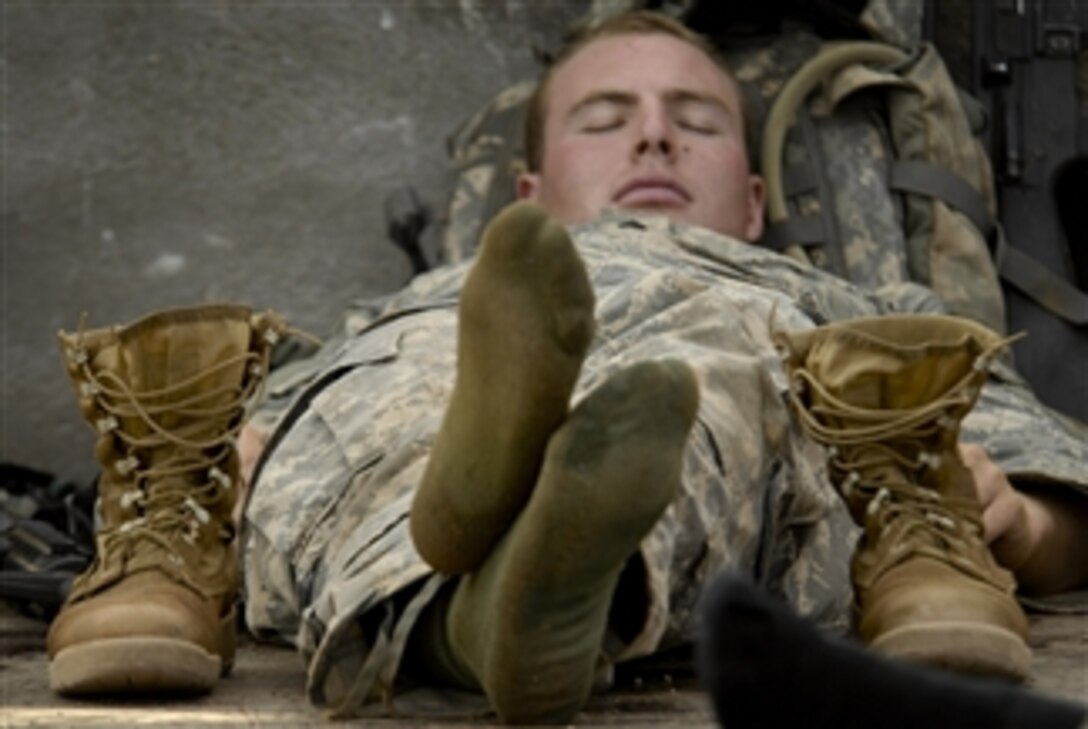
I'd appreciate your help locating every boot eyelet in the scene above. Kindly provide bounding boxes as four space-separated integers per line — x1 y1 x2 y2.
916 451 942 470
96 415 120 434
119 489 145 510
115 455 140 475
185 497 210 524
209 466 232 491
842 470 859 497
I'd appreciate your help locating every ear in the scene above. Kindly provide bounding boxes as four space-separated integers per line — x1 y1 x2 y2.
516 171 542 201
744 174 766 242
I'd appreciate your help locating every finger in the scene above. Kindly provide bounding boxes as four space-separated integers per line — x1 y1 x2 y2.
984 486 1036 555
959 444 1004 506
987 497 1035 571
982 490 1018 543
958 442 985 465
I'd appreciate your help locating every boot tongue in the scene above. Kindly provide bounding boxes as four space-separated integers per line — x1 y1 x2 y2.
123 317 248 402
805 335 983 412
99 310 255 467
779 314 1003 412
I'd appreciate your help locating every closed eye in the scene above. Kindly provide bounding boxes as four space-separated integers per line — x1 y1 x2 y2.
582 118 626 133
570 93 634 134
671 94 729 136
677 119 720 135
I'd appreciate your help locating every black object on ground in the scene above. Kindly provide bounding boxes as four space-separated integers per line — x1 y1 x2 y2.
698 572 1086 729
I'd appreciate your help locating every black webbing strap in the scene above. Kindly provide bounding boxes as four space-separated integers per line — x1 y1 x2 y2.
995 232 1088 326
760 216 827 252
760 163 822 251
888 159 995 237
890 159 1088 325
780 163 819 197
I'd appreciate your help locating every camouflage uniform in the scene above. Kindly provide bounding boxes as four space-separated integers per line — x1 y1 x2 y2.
242 212 1088 715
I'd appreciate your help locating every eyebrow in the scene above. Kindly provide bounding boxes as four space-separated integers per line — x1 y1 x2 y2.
567 88 732 118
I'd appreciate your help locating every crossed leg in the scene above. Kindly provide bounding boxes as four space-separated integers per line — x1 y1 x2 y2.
407 202 699 723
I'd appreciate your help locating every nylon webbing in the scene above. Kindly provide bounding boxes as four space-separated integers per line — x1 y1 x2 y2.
781 164 819 197
888 160 995 237
761 217 826 252
995 233 1088 326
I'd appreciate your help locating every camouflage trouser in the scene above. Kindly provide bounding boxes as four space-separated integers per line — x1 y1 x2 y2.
241 214 1088 715
243 305 462 709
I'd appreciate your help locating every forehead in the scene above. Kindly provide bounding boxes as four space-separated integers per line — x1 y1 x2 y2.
545 32 741 114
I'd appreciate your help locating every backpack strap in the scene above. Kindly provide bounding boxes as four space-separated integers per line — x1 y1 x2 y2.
995 230 1088 326
887 159 995 238
760 217 826 252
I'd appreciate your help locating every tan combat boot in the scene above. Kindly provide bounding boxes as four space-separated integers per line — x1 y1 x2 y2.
776 314 1032 681
47 304 285 695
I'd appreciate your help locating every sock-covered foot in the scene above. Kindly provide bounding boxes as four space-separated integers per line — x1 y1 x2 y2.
410 201 596 574
698 573 1086 729
447 360 699 724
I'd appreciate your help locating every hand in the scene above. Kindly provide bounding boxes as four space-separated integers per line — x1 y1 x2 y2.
239 424 269 488
959 443 1035 573
232 424 269 527
960 442 1088 595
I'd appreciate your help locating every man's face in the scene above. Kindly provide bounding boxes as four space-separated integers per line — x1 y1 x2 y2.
518 32 765 241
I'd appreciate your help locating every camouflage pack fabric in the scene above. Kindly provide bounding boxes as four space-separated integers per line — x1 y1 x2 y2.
436 81 535 267
758 38 1006 333
243 213 1088 718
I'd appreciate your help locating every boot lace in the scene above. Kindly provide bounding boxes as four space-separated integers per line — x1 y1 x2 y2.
787 352 997 580
66 313 296 587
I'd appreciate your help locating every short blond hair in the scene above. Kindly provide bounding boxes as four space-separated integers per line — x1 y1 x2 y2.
524 11 749 172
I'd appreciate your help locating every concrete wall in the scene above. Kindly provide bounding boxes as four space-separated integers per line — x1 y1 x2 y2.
2 1 586 482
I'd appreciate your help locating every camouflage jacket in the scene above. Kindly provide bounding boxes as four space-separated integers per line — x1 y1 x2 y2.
243 212 1088 716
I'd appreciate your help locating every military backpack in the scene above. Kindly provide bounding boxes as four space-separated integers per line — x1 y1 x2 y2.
385 0 1088 424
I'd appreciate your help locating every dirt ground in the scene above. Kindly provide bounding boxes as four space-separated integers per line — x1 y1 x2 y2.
1 601 1085 727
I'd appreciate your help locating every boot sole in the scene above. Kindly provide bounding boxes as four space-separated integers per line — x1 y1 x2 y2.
50 636 221 695
871 621 1032 682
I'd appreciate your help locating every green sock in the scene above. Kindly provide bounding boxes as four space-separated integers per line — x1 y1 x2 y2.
444 360 699 724
410 201 595 574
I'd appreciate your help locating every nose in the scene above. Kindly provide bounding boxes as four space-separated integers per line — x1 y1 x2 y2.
633 104 676 162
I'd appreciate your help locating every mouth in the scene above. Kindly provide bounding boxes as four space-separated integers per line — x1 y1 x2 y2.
614 176 691 208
